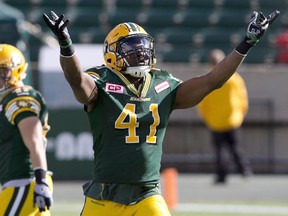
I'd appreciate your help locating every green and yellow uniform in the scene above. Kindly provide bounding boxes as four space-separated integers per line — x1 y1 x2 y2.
81 66 181 215
0 85 52 216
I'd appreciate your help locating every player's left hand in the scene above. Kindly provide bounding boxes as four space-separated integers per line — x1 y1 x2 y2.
245 10 280 45
43 11 71 46
33 169 53 212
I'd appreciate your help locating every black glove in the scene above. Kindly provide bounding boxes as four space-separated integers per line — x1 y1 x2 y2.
34 168 53 212
43 11 75 56
236 10 280 55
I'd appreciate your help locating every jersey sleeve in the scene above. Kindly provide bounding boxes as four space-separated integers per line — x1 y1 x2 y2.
155 69 182 112
85 67 102 85
4 92 42 125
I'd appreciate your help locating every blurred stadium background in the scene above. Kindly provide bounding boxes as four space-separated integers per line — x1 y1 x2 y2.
1 0 288 214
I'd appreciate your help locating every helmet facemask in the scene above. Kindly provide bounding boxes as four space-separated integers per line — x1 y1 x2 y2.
116 35 155 78
0 66 11 92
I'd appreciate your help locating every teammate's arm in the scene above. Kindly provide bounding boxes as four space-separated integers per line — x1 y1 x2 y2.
43 11 97 105
18 116 53 212
19 116 47 169
174 10 280 109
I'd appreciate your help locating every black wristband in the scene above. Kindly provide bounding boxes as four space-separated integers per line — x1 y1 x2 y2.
235 37 254 56
60 45 75 57
59 39 75 57
34 168 46 184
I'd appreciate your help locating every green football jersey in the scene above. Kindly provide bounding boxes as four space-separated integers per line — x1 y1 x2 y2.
0 85 50 185
85 66 182 185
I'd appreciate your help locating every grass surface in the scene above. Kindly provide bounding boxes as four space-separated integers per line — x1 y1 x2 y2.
50 201 288 216
50 175 288 215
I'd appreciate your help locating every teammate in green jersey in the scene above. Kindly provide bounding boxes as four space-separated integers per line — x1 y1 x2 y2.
0 44 53 215
43 10 279 216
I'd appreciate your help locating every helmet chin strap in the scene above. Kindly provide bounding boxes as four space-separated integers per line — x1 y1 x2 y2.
0 75 9 92
0 83 11 97
124 66 151 78
0 85 5 92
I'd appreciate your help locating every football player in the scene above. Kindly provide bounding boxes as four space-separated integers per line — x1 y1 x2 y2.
43 10 279 216
0 44 53 215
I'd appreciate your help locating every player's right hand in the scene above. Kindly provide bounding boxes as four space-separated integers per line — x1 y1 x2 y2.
33 168 53 212
245 10 280 45
43 11 71 45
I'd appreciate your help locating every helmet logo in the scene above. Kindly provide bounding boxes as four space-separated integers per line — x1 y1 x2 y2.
16 100 31 108
11 52 22 68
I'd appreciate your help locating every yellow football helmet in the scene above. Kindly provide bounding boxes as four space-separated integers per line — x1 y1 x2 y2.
0 44 27 92
103 22 156 78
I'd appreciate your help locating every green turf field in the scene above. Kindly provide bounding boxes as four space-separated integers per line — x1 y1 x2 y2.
50 175 288 216
50 201 288 216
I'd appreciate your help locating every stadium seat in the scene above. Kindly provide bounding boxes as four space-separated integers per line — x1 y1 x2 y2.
137 9 176 28
147 0 180 9
27 7 68 27
70 27 108 44
157 46 193 63
189 47 235 63
27 34 43 61
68 8 103 29
155 28 197 45
258 0 288 11
105 9 141 27
91 29 108 43
222 0 254 9
182 0 221 9
38 0 70 7
2 0 33 15
74 0 104 8
190 48 212 63
173 9 213 28
198 28 239 49
3 0 33 7
0 19 22 45
210 9 250 28
243 47 277 64
114 0 146 9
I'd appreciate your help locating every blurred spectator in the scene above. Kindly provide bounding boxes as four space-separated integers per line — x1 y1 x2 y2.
275 30 288 63
197 49 252 184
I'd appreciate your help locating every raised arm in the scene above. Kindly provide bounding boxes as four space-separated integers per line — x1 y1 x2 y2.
43 11 97 105
174 10 280 109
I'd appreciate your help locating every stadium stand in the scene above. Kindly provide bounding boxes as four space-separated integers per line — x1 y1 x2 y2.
258 0 288 10
73 0 105 8
222 0 256 9
145 0 181 9
209 9 251 28
244 46 278 64
1 0 286 64
113 0 147 9
172 9 214 28
180 0 222 9
155 28 196 45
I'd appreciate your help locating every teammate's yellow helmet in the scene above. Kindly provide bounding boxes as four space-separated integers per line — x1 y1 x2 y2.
103 22 156 78
0 44 27 92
